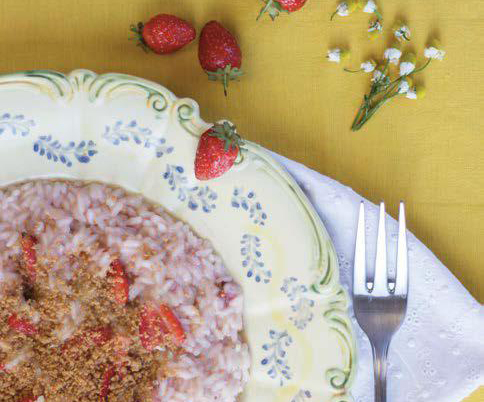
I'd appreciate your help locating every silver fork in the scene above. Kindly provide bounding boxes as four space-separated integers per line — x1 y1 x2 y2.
352 202 409 402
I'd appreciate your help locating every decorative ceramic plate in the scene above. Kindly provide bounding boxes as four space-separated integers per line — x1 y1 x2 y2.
0 70 355 402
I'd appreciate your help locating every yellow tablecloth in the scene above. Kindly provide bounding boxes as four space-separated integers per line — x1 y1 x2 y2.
0 0 481 400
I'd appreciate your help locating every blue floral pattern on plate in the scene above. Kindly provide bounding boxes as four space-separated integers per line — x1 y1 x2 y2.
241 234 271 283
290 390 312 402
33 136 98 166
0 113 35 137
231 187 267 225
103 120 174 158
261 329 293 386
281 277 315 330
163 165 217 213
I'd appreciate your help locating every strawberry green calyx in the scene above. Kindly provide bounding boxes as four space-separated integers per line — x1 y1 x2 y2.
208 122 244 153
205 65 243 97
129 22 149 53
257 0 289 21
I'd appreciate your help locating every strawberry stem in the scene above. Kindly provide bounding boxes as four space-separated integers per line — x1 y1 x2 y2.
257 0 274 21
129 22 149 53
257 0 287 21
208 122 244 153
205 65 243 96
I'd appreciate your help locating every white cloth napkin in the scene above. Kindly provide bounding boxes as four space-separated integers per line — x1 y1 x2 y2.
274 154 484 402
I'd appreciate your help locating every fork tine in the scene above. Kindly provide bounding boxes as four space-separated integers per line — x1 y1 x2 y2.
394 201 408 296
372 202 388 295
353 202 367 295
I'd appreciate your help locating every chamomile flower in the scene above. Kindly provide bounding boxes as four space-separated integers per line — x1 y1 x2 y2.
384 42 402 65
363 0 377 14
368 19 383 40
398 76 413 93
399 53 417 76
393 21 411 41
344 59 377 73
327 48 351 63
331 0 358 20
424 39 446 60
406 85 426 100
356 0 382 18
361 59 377 72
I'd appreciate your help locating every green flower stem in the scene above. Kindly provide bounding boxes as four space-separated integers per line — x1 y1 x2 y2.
352 93 397 131
352 102 368 128
411 58 432 74
344 68 363 73
381 76 404 97
352 100 385 130
381 59 390 76
330 10 339 21
352 86 401 131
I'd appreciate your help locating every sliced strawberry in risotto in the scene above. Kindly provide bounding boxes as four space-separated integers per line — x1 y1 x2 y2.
159 304 186 346
7 314 38 336
99 366 116 400
108 259 129 305
18 397 36 402
20 233 37 282
139 303 186 351
139 304 167 351
62 326 113 355
88 326 113 346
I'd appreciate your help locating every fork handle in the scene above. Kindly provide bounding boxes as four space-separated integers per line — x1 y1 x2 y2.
371 341 390 402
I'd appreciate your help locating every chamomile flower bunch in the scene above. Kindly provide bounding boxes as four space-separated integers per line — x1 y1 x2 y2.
349 39 445 131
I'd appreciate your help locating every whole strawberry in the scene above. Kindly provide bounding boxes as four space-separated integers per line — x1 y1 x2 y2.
198 21 243 96
195 122 244 180
131 14 196 54
257 0 308 20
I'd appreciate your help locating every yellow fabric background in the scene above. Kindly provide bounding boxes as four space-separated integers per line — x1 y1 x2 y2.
0 0 481 400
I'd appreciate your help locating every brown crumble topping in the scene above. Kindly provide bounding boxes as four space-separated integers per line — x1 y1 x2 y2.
0 250 172 401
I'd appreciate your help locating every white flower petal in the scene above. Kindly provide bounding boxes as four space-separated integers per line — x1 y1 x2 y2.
384 48 402 64
424 47 446 60
363 0 377 13
327 49 342 63
399 62 416 76
398 81 410 93
336 2 350 16
361 61 376 73
406 88 417 99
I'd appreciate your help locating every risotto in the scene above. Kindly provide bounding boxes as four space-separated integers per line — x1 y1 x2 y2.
0 180 249 401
